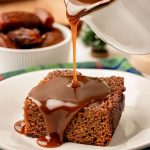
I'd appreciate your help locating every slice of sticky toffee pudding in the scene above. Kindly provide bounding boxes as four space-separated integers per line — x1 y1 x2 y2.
15 70 125 147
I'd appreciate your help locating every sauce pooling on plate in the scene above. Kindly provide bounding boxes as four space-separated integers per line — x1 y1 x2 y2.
14 0 113 147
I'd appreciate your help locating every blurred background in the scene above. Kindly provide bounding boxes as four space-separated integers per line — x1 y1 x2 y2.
0 0 149 78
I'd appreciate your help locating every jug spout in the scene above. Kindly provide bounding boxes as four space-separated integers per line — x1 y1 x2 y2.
65 0 111 16
81 0 150 54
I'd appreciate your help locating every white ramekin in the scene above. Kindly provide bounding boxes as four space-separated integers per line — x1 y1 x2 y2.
0 23 71 73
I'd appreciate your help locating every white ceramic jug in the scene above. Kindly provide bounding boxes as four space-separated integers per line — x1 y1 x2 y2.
66 0 150 54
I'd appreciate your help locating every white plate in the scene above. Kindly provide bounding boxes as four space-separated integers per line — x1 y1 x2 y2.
0 69 150 150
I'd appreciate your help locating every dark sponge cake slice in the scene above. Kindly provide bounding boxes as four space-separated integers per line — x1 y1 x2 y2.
24 70 125 146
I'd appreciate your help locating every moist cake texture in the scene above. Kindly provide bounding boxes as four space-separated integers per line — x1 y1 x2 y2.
24 70 125 146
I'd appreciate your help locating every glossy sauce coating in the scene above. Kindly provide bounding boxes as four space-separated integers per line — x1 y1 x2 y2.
28 75 110 147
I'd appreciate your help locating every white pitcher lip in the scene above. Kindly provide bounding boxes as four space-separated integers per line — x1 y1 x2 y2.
81 0 150 55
